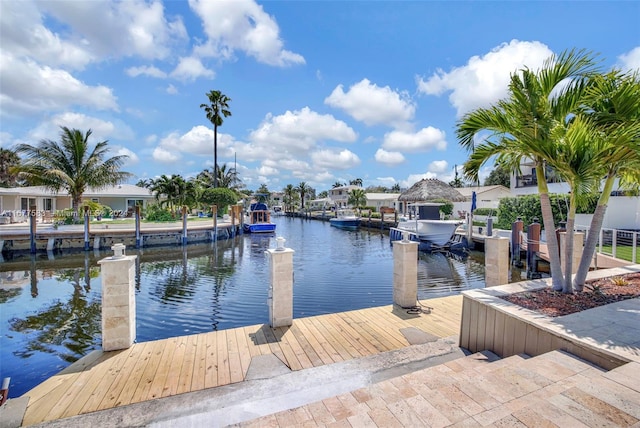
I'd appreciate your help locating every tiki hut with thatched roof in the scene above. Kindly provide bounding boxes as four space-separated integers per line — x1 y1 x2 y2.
398 178 466 216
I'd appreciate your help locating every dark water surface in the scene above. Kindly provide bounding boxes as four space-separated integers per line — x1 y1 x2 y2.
0 216 488 397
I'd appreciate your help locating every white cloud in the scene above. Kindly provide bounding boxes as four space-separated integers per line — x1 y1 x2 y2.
325 79 415 127
249 107 357 155
0 53 118 117
417 40 553 116
38 0 187 62
311 149 360 170
113 146 140 165
400 172 438 189
189 0 305 67
27 113 133 143
126 65 168 79
617 46 640 72
155 125 234 157
257 165 279 176
152 146 180 163
428 160 448 173
382 127 447 153
374 149 405 166
170 56 216 81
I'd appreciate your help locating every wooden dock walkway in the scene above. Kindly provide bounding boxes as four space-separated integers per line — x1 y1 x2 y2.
20 295 462 426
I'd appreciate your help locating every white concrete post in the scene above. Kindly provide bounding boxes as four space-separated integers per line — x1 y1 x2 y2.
393 238 418 308
485 236 510 287
266 237 294 327
559 231 584 275
98 243 137 351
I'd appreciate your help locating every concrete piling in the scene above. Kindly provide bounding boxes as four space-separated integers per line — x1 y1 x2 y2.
485 236 510 286
98 243 137 351
266 237 294 328
392 236 419 308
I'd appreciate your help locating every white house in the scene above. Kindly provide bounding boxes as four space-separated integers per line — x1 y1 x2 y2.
364 193 400 211
0 184 155 222
328 185 361 208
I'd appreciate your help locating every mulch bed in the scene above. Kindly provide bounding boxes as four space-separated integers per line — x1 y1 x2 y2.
501 272 640 317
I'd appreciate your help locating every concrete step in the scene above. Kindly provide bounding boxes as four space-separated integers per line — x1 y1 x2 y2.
231 350 640 428
29 336 466 428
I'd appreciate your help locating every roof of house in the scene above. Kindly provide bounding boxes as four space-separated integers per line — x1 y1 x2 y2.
455 185 511 198
365 193 401 201
398 179 466 202
0 184 153 198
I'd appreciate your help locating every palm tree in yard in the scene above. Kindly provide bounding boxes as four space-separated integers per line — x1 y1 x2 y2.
457 49 600 293
348 188 367 213
283 184 298 213
200 90 232 188
332 181 344 188
14 127 131 215
296 181 311 209
572 71 640 291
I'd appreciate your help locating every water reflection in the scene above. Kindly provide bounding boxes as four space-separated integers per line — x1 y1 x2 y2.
1 218 493 398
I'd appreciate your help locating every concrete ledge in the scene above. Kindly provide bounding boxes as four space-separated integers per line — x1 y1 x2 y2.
459 264 640 370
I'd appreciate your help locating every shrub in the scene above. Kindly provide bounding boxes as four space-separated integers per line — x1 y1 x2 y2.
144 204 175 222
431 198 453 216
201 188 239 215
495 194 569 230
473 207 495 216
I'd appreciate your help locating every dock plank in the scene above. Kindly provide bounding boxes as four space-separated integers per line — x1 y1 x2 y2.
20 296 463 425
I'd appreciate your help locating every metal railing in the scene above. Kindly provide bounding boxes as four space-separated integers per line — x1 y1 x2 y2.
576 225 639 264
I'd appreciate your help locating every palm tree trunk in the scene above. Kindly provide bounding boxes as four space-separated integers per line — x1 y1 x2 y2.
573 173 615 291
563 192 577 294
214 124 218 188
536 165 564 291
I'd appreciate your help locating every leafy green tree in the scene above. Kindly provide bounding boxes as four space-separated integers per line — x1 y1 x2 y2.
484 164 511 187
14 127 131 214
200 90 232 188
201 187 238 215
318 190 328 199
0 148 20 187
457 49 600 292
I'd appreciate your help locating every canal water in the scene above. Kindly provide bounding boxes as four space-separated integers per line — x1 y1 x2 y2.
1 216 491 398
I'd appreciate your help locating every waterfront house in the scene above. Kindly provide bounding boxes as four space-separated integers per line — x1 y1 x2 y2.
328 185 361 208
0 184 155 223
364 193 401 212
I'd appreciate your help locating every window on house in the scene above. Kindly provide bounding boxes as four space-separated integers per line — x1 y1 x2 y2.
21 198 36 211
43 198 53 211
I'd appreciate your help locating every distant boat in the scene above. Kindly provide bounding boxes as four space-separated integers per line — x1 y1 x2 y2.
329 208 360 231
243 201 276 233
272 205 284 216
393 203 462 246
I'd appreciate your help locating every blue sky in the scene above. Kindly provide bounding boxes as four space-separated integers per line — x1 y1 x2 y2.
1 1 639 193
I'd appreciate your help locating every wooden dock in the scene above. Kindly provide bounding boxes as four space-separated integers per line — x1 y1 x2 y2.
20 295 462 426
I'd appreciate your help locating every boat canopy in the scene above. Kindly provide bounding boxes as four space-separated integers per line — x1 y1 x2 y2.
250 202 268 211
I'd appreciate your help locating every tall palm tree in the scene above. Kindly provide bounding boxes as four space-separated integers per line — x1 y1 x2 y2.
283 184 298 213
573 71 640 290
457 49 600 292
14 127 131 214
349 178 363 187
200 90 232 188
296 181 311 209
332 181 344 188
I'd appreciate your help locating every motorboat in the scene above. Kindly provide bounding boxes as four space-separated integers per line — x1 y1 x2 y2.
392 203 462 246
243 201 276 233
329 208 360 231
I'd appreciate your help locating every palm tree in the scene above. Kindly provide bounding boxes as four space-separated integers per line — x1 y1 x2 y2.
332 181 344 188
136 178 152 188
200 90 232 188
349 178 363 187
14 127 131 215
348 188 367 213
457 49 600 292
0 148 20 187
573 71 640 290
296 181 311 209
283 184 298 213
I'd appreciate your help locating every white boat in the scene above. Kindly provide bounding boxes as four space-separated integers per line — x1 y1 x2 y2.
329 208 360 230
394 203 462 246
